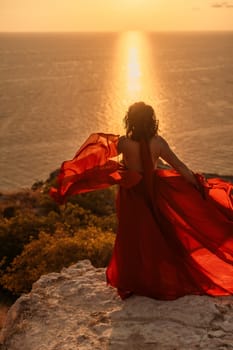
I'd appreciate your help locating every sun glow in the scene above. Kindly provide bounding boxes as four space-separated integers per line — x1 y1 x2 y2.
126 33 142 96
115 31 155 105
105 30 162 134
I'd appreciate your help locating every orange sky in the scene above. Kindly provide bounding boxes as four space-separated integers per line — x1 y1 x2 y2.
1 0 233 32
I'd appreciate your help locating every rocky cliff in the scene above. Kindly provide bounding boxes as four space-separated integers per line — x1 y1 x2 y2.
0 260 233 350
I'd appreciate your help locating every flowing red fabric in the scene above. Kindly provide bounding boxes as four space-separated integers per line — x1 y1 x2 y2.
50 133 233 300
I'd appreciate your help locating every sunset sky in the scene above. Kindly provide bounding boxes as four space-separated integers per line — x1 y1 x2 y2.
1 0 233 32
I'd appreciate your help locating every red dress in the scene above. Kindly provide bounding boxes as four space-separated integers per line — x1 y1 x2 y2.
50 133 233 300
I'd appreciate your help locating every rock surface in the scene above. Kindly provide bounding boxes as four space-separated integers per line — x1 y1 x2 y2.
0 260 233 350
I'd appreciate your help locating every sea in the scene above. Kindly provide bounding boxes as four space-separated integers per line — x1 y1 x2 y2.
0 31 233 191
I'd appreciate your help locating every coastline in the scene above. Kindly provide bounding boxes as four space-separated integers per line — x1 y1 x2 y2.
0 170 233 195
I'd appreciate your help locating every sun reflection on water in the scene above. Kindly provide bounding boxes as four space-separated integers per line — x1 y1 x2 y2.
106 31 160 134
117 31 155 104
126 34 142 97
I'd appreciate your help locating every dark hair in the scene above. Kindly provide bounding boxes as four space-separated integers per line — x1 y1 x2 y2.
124 102 159 141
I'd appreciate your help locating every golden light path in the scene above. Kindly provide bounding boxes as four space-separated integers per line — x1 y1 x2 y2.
119 31 155 104
108 31 160 135
126 35 142 98
104 30 169 138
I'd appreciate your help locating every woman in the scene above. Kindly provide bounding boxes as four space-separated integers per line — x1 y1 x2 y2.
118 102 199 188
50 102 233 300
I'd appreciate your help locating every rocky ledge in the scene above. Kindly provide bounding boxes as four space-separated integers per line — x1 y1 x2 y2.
0 260 233 350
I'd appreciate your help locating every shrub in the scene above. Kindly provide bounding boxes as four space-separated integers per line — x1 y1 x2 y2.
0 184 118 295
0 227 115 295
0 213 49 268
68 187 116 216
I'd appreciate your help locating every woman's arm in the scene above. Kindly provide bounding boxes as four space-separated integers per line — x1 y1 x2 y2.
159 136 199 189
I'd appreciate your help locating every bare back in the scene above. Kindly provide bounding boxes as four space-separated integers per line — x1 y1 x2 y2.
118 135 198 188
118 135 161 172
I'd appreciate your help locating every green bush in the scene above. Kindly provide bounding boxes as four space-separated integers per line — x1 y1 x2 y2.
68 187 117 216
0 184 118 295
0 213 56 268
0 227 115 295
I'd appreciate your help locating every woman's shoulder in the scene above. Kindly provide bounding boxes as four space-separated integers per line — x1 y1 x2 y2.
118 135 127 142
118 135 128 146
150 135 170 155
117 135 127 153
150 134 163 145
118 135 167 151
117 135 138 153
